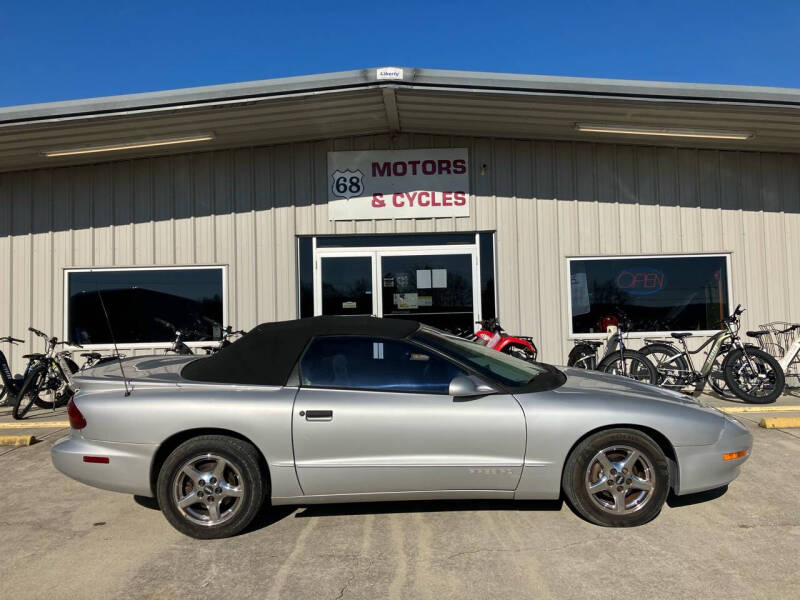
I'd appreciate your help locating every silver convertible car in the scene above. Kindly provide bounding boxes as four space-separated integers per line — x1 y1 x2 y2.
52 316 752 539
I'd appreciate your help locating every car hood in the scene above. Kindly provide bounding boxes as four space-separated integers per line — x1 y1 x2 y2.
552 366 716 410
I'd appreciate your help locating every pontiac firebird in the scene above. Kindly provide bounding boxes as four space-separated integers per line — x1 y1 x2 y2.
52 316 752 539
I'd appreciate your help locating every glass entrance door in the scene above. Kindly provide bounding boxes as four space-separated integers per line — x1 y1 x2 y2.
379 253 475 332
315 254 376 316
314 245 480 332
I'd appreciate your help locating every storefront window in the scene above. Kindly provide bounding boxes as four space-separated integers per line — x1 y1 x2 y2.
568 255 730 334
66 267 225 345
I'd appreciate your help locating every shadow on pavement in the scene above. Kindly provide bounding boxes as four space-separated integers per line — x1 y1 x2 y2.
134 495 160 510
294 498 563 519
667 485 728 508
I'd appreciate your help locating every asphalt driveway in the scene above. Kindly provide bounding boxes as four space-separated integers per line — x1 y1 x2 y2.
1 412 798 600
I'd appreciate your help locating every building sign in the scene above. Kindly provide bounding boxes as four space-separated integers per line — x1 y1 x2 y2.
327 149 470 221
616 266 666 295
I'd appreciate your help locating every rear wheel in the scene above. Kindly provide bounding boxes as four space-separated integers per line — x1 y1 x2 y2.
723 347 785 404
12 366 47 420
562 428 669 527
639 343 691 389
597 350 658 385
567 344 597 369
157 435 266 539
707 352 736 398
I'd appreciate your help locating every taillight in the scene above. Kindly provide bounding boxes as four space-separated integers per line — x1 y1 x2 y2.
67 398 87 429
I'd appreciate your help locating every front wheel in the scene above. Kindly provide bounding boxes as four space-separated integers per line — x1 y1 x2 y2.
156 435 267 539
562 428 669 527
12 365 47 420
597 350 658 385
723 347 785 404
33 359 78 409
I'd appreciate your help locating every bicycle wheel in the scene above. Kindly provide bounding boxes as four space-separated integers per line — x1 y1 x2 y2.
707 352 737 398
12 365 47 420
597 350 658 384
568 344 597 369
33 359 78 409
639 343 691 388
723 348 785 404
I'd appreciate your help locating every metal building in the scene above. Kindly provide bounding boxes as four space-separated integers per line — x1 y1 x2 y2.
1 67 799 366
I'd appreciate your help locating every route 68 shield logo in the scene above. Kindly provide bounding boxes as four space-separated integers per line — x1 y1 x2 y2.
331 169 364 200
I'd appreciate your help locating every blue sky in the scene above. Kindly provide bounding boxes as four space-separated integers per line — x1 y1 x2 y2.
2 1 799 107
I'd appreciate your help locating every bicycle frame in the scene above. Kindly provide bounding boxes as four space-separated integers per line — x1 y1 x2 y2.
778 335 800 371
653 314 752 385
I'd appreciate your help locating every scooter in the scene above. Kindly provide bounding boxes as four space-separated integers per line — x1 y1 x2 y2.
474 318 538 362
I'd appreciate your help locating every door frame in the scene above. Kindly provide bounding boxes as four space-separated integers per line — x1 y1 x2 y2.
312 240 482 326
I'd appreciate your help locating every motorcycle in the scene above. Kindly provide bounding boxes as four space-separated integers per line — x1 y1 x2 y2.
472 318 538 362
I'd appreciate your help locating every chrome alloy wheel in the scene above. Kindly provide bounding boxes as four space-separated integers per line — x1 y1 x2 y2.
172 453 245 527
584 445 655 514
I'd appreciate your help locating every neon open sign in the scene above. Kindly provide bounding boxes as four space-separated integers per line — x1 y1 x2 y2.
616 267 665 295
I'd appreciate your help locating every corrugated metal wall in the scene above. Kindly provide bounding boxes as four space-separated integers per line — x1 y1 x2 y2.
1 133 799 368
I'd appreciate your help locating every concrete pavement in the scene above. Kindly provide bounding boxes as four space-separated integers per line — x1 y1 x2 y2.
1 403 799 599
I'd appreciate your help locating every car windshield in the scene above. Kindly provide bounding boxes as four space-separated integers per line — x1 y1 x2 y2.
413 327 548 388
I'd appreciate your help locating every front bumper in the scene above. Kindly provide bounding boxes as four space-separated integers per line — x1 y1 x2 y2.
674 416 753 495
51 433 157 497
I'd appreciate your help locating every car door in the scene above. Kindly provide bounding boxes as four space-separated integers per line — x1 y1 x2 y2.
291 336 526 496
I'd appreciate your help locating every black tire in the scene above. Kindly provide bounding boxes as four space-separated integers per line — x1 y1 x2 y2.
723 347 785 404
707 352 736 398
567 344 597 369
639 343 691 389
562 428 669 527
156 435 267 539
12 365 47 420
0 385 6 406
33 359 78 409
597 350 658 385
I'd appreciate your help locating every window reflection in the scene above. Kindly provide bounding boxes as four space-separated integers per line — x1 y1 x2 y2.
68 268 224 344
569 255 729 333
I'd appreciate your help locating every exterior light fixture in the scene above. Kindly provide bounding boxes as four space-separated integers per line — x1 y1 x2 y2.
43 133 216 157
575 123 753 141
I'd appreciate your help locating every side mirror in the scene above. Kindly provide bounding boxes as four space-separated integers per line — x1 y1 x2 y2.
448 375 496 398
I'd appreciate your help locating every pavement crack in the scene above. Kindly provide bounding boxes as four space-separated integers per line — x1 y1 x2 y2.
438 538 600 563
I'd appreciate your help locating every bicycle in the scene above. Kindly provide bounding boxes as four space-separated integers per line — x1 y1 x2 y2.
639 305 785 403
12 327 80 419
198 326 246 355
750 322 800 388
0 336 26 407
567 315 658 384
78 351 126 370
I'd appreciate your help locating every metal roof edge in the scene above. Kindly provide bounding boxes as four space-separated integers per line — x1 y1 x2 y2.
3 66 800 126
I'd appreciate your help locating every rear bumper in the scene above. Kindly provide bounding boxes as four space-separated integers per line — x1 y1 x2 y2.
51 433 157 497
674 417 753 495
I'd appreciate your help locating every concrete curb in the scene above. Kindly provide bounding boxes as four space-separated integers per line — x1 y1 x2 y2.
759 417 800 429
0 421 70 429
0 434 36 446
719 405 800 413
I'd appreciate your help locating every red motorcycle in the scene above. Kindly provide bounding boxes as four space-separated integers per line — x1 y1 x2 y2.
474 318 538 362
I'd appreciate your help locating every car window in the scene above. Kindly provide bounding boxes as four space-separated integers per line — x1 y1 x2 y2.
299 336 466 394
413 328 547 388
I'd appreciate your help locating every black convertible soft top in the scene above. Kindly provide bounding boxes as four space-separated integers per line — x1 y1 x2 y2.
181 316 420 386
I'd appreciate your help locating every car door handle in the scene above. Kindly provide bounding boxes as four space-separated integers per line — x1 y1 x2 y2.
304 409 333 421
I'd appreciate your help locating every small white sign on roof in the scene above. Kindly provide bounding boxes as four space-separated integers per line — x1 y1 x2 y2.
376 67 404 81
